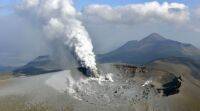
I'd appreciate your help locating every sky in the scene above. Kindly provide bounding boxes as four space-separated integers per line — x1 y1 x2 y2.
1 0 200 13
0 0 200 66
74 0 200 9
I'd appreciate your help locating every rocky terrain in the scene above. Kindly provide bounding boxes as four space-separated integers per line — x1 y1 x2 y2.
0 33 199 111
112 64 182 96
106 61 200 111
0 60 199 111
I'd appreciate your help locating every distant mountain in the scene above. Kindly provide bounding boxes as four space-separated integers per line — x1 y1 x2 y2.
13 55 63 75
13 33 200 75
97 33 200 65
13 53 78 76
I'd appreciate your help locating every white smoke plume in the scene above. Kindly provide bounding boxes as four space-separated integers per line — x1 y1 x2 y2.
18 0 98 76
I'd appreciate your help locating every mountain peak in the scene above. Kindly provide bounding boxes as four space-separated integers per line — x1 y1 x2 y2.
140 33 167 43
149 33 163 37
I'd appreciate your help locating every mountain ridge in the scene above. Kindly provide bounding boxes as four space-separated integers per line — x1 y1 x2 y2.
13 33 200 75
97 33 200 65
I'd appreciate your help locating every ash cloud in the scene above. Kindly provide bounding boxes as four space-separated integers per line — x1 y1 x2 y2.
17 0 98 76
1 1 200 66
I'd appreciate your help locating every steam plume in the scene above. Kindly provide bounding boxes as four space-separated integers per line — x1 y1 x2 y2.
18 0 98 76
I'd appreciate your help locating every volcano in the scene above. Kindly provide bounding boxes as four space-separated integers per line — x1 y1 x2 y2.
77 66 99 77
98 33 200 65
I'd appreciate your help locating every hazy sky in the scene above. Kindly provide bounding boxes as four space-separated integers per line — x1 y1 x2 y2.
0 0 200 66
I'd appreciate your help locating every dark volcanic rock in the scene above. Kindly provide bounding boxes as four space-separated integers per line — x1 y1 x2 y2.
158 76 182 96
114 64 147 77
113 64 182 96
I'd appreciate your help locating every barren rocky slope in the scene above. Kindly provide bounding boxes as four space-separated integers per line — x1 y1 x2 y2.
0 60 199 111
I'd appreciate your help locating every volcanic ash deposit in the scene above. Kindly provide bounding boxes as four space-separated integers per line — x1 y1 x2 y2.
46 70 157 106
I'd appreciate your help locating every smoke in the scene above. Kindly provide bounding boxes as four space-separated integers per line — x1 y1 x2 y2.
142 80 152 87
18 0 98 76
